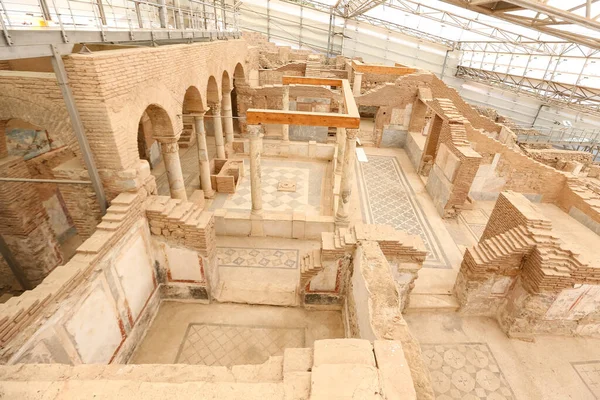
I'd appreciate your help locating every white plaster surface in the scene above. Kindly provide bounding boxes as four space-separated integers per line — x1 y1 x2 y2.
165 244 203 282
65 284 122 364
114 233 155 321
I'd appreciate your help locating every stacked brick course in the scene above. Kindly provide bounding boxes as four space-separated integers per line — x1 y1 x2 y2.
0 156 62 286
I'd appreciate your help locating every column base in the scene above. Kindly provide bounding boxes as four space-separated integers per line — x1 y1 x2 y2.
250 212 265 237
335 215 350 227
203 189 216 199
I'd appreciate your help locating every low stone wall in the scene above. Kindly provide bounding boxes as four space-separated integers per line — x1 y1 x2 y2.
455 191 600 339
345 239 433 399
522 147 593 171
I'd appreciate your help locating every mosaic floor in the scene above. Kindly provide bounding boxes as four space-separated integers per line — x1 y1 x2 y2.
175 323 305 366
421 343 516 399
217 247 299 269
214 159 325 215
356 155 449 268
573 361 600 399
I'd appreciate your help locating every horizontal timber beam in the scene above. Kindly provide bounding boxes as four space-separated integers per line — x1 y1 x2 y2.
282 76 343 86
352 60 417 75
246 109 360 128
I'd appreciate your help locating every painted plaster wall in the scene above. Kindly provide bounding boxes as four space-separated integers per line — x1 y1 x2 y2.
10 218 157 365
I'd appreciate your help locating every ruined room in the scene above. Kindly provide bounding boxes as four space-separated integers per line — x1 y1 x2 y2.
2 0 600 399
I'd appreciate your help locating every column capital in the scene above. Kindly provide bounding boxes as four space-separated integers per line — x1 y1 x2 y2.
211 103 222 114
345 128 359 140
247 124 263 138
161 141 180 153
354 71 364 76
188 110 208 118
155 136 180 144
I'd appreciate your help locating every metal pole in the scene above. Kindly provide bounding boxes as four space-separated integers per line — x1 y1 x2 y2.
221 0 226 29
50 45 107 215
0 235 32 290
158 0 168 28
326 7 333 58
440 49 450 80
266 0 270 40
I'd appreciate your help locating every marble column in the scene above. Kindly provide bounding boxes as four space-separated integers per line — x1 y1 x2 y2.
248 124 263 215
335 127 346 174
335 103 346 174
194 112 215 198
353 72 363 96
222 88 235 146
211 103 226 159
160 139 187 200
335 128 358 226
282 86 290 142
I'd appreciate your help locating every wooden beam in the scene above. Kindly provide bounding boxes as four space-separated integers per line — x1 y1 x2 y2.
342 79 359 117
246 109 360 128
352 60 417 75
282 76 343 86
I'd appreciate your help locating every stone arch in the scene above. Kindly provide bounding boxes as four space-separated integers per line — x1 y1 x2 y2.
142 104 176 140
206 76 220 104
0 87 77 153
183 86 205 113
221 71 232 95
233 63 246 87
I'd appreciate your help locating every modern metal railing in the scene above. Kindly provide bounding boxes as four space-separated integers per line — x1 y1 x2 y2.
0 0 239 46
516 126 600 147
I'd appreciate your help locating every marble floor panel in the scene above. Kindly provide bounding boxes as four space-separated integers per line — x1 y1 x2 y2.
129 302 344 365
356 154 449 268
405 312 600 399
217 247 299 269
220 159 325 215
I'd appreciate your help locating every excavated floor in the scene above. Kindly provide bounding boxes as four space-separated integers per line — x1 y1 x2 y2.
405 312 600 400
129 302 344 366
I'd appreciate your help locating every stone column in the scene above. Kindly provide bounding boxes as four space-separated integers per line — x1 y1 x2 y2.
248 125 264 236
211 103 226 159
248 125 263 215
222 89 235 146
282 86 290 142
335 104 346 174
335 129 358 226
194 113 215 198
353 72 363 96
160 139 187 200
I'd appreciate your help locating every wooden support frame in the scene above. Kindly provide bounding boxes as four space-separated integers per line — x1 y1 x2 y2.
352 60 417 76
246 76 360 128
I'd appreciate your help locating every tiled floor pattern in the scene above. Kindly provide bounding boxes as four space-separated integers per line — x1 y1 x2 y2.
356 155 448 268
459 208 490 242
421 343 516 399
221 159 325 214
573 361 600 398
175 323 305 366
217 247 299 269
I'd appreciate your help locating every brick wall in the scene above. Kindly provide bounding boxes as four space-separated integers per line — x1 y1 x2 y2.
466 124 567 203
63 40 248 174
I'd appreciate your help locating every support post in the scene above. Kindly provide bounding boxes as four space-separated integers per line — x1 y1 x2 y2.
248 125 264 236
158 0 168 28
335 129 358 227
222 89 235 147
212 103 226 159
50 45 107 215
160 140 187 200
353 72 363 96
0 235 32 290
194 112 215 198
282 86 290 142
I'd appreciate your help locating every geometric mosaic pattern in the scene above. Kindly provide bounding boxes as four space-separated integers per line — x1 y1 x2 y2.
356 155 449 268
217 247 299 269
222 160 324 215
421 343 516 399
175 323 305 366
572 361 600 398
